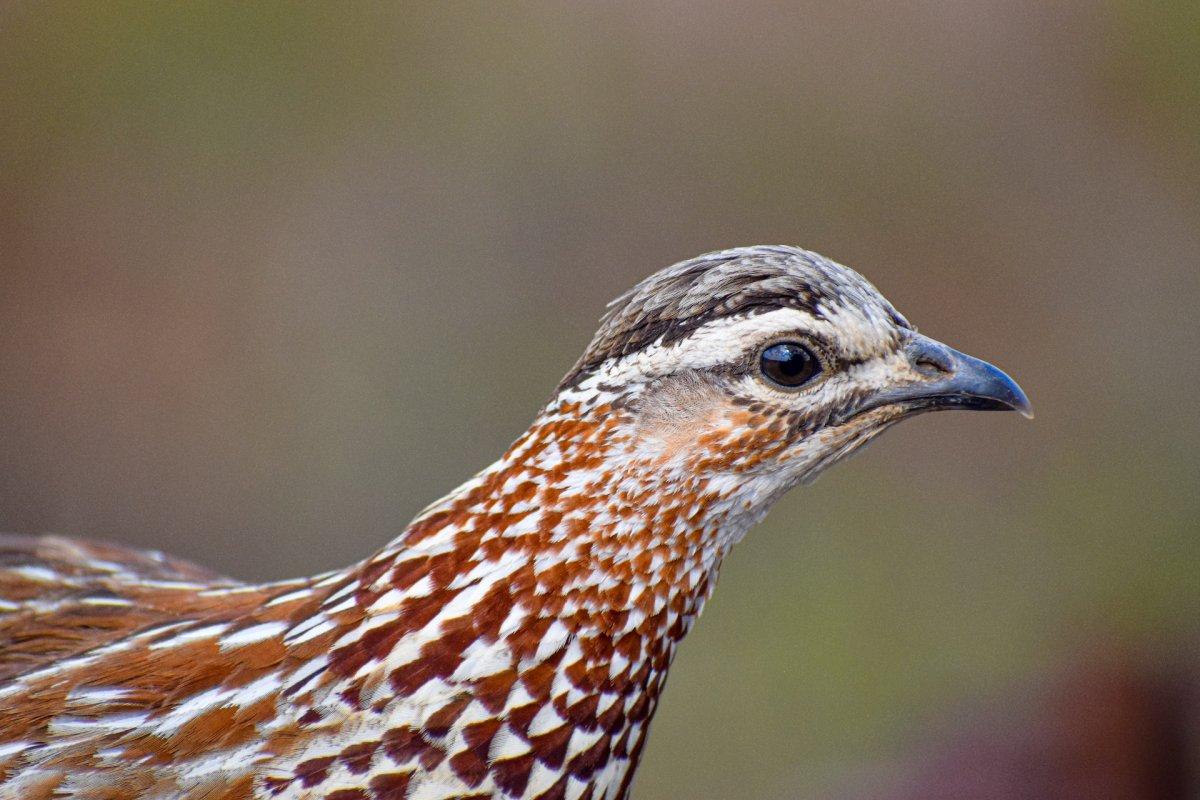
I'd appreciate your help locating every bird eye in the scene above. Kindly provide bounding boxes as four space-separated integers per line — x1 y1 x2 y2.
759 342 821 388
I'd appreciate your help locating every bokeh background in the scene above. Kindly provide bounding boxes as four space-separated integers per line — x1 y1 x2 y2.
2 2 1198 798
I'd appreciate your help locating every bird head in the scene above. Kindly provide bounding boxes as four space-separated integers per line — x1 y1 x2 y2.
554 246 1030 518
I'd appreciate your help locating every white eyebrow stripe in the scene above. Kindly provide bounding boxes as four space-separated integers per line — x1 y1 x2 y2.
570 308 827 393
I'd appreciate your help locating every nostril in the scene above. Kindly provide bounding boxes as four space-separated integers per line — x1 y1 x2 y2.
908 339 956 378
914 353 953 377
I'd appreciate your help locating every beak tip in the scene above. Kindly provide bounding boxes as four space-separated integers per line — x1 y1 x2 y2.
1008 387 1034 420
984 368 1033 421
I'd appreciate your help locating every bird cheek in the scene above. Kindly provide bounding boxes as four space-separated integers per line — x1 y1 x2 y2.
636 412 733 468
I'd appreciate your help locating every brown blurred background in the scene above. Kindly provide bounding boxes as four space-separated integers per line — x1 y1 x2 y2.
1 2 1198 798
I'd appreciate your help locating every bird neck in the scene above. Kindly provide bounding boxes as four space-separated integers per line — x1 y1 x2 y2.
358 398 751 644
268 398 763 796
309 397 760 707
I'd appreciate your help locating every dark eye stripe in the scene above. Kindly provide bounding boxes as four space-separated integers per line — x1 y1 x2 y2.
759 342 821 388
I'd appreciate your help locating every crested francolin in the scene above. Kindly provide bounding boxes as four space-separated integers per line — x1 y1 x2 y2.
0 246 1029 799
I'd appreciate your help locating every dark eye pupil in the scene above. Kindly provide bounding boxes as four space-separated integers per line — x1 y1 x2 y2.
760 342 819 387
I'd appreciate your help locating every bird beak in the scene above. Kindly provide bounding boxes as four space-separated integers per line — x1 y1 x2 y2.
853 333 1033 420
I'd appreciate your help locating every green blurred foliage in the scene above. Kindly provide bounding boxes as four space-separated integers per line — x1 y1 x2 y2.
1 2 1197 797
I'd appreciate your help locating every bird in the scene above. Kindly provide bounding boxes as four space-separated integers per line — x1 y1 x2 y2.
0 245 1030 799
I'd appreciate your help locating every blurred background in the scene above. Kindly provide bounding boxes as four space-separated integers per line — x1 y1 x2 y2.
2 2 1198 797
